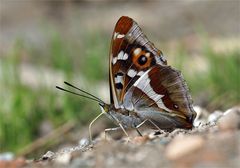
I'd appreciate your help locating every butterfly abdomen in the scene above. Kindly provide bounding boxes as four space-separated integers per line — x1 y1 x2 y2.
106 106 143 129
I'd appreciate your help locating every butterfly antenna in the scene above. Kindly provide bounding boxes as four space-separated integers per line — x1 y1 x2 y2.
56 86 103 104
64 81 104 104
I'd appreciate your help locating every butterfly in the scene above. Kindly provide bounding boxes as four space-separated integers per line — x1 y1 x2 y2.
57 16 196 141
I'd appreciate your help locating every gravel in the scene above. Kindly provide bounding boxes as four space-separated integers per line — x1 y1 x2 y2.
1 106 239 168
23 106 240 168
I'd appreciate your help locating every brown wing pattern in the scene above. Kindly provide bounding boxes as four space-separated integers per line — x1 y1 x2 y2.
123 65 196 129
109 16 167 108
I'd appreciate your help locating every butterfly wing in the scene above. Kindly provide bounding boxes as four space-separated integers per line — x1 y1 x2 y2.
109 16 167 108
123 65 196 129
109 16 196 129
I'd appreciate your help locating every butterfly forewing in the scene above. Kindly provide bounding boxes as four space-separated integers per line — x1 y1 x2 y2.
109 16 167 108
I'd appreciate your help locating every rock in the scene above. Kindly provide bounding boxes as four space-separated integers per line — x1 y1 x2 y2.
193 106 209 127
217 106 240 131
55 152 72 165
208 110 223 123
0 152 14 161
41 151 55 161
165 135 204 160
131 135 149 144
78 138 90 148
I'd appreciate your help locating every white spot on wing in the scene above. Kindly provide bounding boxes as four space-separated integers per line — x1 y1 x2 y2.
112 57 117 65
145 52 150 57
114 32 125 40
123 53 128 60
117 51 124 60
133 69 150 87
117 34 125 38
127 69 137 78
115 75 123 84
133 48 142 56
137 71 145 76
117 51 128 61
113 32 118 40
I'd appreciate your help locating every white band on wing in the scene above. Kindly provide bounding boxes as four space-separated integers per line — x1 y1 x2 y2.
133 69 171 111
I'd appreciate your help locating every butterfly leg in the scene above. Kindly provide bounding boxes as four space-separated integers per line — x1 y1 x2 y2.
135 127 143 136
147 119 161 130
133 120 150 137
88 112 105 143
133 122 143 136
136 119 164 134
104 124 129 142
116 122 130 142
104 127 121 140
134 119 149 136
118 122 129 138
106 113 130 141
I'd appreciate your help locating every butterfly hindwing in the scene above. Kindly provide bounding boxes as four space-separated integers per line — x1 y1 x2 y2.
123 65 196 129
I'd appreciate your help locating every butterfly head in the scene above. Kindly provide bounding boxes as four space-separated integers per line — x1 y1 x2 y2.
98 102 111 114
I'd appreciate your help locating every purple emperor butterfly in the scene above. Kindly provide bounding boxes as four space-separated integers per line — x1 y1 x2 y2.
57 16 196 141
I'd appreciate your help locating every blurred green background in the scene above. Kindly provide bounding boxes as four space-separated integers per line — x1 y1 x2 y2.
0 1 239 156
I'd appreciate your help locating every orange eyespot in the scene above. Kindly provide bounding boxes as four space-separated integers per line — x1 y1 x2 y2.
132 48 152 69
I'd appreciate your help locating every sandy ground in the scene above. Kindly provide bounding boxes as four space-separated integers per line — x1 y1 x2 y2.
1 106 239 168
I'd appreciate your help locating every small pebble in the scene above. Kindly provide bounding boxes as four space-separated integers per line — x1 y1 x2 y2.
193 106 209 127
41 151 55 160
0 152 14 161
217 106 240 131
165 135 204 160
132 135 149 144
208 110 223 123
78 138 90 148
148 132 157 140
55 153 72 165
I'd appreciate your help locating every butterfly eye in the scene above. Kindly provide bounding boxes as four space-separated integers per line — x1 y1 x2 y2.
138 55 148 65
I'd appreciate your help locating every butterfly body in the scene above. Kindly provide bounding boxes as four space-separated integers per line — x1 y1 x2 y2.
100 104 143 129
56 16 196 140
